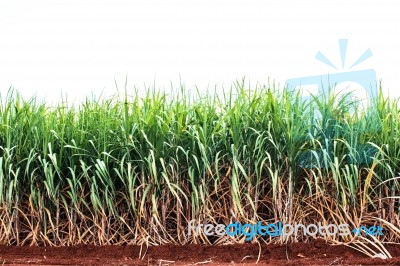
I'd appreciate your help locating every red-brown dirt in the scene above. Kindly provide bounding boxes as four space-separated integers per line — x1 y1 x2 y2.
1 240 400 265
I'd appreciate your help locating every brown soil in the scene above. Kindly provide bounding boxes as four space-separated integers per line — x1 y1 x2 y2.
1 240 399 265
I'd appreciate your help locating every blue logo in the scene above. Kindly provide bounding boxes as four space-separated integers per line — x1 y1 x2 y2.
285 39 377 101
285 39 379 168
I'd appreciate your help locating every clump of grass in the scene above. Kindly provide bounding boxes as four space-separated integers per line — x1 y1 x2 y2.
0 81 399 246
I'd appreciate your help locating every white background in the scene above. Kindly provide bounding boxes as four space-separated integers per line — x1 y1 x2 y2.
0 0 399 104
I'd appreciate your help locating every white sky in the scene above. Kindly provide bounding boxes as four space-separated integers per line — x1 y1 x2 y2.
0 0 399 105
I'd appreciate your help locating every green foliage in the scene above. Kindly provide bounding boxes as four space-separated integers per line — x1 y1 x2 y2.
0 82 398 245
